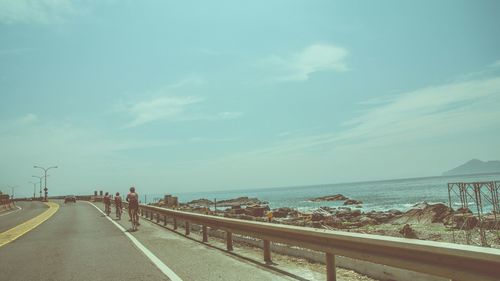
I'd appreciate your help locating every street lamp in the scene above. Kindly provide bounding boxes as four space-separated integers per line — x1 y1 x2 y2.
29 181 37 199
32 175 44 200
33 165 58 202
8 185 18 200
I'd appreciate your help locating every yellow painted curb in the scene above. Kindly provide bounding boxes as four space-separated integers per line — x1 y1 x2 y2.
0 202 59 248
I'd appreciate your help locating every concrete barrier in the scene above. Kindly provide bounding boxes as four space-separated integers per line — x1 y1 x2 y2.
0 198 14 213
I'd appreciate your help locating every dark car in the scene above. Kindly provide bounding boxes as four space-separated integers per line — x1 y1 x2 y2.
64 195 76 203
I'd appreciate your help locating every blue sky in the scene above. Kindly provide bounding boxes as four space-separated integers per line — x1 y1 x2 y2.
1 0 500 197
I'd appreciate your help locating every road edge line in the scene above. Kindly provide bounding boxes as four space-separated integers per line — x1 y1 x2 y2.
87 201 183 281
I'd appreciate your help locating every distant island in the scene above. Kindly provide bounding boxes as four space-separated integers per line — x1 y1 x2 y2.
442 159 500 176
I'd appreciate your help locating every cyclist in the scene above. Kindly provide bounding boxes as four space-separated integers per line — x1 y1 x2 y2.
115 192 122 220
126 187 140 230
103 192 111 216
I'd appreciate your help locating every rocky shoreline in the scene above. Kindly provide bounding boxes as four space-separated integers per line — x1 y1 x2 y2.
152 193 499 247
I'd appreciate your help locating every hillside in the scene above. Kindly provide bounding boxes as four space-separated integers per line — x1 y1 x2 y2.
442 159 500 176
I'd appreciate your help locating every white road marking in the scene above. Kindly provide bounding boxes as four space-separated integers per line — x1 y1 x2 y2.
88 202 183 281
0 205 22 217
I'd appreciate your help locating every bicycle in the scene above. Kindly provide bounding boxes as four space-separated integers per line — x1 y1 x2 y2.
116 204 122 220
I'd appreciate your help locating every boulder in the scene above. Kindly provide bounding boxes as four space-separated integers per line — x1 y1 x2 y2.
344 199 363 205
366 211 397 223
228 205 245 215
452 214 479 230
217 196 263 207
311 212 325 221
310 194 348 202
272 207 292 218
399 224 417 238
244 205 267 217
391 202 453 224
187 198 213 206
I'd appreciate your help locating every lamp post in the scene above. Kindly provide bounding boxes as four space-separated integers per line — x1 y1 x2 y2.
9 185 18 200
32 175 44 200
29 181 37 199
33 165 58 202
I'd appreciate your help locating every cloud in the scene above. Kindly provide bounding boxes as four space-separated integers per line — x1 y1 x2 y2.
216 112 242 119
226 75 500 158
336 77 500 146
262 44 349 82
119 76 242 127
188 137 239 143
0 0 79 24
16 113 38 125
125 96 204 128
490 60 500 68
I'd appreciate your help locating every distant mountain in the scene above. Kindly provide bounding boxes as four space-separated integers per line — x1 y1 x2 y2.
442 159 500 176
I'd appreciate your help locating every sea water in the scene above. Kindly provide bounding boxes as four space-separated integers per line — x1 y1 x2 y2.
146 173 500 213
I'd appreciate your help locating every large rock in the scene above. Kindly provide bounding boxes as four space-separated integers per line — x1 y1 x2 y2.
344 199 363 205
244 205 268 217
187 198 213 206
272 207 293 218
311 212 325 221
451 214 479 230
217 196 263 207
391 202 453 224
310 194 348 202
399 224 417 238
366 211 398 223
228 205 245 215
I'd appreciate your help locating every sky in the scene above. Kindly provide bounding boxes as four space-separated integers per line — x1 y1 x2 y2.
1 0 500 197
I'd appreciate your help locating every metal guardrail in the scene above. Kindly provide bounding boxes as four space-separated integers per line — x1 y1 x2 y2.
124 203 500 281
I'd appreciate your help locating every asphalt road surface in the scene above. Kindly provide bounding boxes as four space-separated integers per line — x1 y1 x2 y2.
0 201 48 232
0 200 169 281
0 201 297 281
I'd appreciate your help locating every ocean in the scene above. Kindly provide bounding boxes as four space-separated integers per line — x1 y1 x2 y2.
146 173 500 213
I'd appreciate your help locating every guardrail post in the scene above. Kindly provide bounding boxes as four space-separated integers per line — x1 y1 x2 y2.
326 253 336 281
202 225 208 242
173 217 178 230
226 231 233 251
156 213 159 223
163 215 167 226
185 222 190 235
263 240 271 263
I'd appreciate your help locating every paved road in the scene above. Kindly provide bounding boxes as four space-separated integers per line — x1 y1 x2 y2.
0 200 169 281
0 200 297 281
99 203 296 281
0 201 48 232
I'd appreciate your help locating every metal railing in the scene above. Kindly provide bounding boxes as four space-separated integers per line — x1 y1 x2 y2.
125 203 500 281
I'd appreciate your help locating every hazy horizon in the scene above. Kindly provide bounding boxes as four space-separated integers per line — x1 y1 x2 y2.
1 1 500 197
